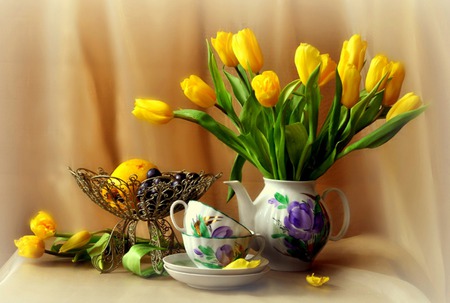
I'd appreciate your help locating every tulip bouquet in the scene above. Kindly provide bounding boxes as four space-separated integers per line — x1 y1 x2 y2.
133 29 426 198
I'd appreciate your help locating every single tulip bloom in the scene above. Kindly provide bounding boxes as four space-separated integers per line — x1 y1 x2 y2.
319 54 337 86
14 235 45 258
251 71 281 107
295 43 322 85
383 61 405 106
232 28 264 73
30 211 56 240
211 31 239 67
180 75 216 108
132 99 174 125
306 273 330 287
59 230 92 253
386 92 422 121
341 64 361 108
338 34 367 77
365 54 391 92
295 43 336 86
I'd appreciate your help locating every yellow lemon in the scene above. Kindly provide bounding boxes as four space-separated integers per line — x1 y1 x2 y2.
102 159 157 210
111 158 157 182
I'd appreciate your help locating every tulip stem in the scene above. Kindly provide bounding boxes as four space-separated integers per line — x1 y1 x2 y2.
44 249 75 258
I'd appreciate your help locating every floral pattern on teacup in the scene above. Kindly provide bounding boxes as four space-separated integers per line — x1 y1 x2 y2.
192 242 246 269
190 215 234 238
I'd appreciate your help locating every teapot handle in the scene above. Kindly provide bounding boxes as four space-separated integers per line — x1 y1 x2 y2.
322 188 350 241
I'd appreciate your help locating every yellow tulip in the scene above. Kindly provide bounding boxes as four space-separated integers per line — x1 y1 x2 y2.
365 54 391 92
383 61 405 106
59 230 92 253
132 99 174 125
295 43 322 85
319 54 337 86
306 273 330 287
386 92 422 121
180 75 216 108
211 31 239 67
341 64 361 108
30 211 56 240
338 34 367 77
295 43 336 86
232 28 264 73
251 71 281 107
14 235 45 258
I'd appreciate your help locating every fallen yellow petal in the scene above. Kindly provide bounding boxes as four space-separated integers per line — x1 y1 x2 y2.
306 273 330 287
223 258 261 269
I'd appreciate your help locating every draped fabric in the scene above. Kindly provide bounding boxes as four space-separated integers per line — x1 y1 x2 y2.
0 0 448 301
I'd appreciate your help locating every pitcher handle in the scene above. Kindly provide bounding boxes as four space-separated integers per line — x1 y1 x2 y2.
169 200 188 233
322 188 350 241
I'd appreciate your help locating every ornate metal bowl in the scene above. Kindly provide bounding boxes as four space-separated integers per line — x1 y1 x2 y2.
69 167 222 274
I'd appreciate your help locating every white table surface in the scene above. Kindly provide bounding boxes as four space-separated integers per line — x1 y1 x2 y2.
0 235 432 303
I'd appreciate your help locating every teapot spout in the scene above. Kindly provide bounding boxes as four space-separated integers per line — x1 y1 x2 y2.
224 181 255 231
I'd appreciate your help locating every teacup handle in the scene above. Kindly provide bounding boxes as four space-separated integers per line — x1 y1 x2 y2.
246 234 266 260
169 200 188 233
322 188 350 241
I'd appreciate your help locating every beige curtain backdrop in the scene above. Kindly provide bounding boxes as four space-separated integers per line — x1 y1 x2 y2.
0 0 448 301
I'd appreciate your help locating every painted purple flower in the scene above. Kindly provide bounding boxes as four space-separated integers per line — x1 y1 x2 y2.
268 197 280 207
283 199 324 241
215 244 233 266
193 248 203 256
211 226 233 238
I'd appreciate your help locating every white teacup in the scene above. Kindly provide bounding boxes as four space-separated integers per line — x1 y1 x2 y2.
182 232 266 269
170 200 251 238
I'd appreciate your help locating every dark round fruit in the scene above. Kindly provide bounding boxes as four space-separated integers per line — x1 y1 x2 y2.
146 168 161 179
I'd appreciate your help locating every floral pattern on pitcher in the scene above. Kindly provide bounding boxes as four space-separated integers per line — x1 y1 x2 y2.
269 192 330 263
192 243 246 269
190 215 233 238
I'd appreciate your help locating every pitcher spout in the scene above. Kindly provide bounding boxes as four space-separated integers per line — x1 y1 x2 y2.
224 180 255 231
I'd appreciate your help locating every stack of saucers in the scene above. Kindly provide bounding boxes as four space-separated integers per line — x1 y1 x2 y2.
162 253 270 290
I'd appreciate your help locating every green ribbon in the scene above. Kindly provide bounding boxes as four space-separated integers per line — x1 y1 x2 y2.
122 244 165 278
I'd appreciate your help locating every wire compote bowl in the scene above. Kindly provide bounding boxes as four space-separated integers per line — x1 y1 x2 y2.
69 167 222 274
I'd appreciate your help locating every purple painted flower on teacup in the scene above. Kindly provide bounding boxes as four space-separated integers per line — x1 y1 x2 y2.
215 244 234 266
211 226 233 238
283 199 324 241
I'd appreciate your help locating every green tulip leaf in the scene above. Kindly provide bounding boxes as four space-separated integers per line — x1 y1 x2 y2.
285 122 308 179
227 154 247 201
86 233 110 258
338 106 427 158
224 69 249 106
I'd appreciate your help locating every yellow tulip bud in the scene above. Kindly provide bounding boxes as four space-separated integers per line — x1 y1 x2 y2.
232 28 264 73
30 211 56 240
132 99 174 125
341 64 361 108
180 75 216 108
295 43 322 85
386 92 422 121
383 61 405 106
365 54 391 92
295 43 336 86
338 34 367 77
251 71 281 107
211 31 239 67
14 235 45 258
59 230 91 253
319 54 337 86
306 273 330 287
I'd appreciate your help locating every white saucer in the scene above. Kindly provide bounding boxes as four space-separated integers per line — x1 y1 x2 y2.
164 265 270 290
163 253 269 275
